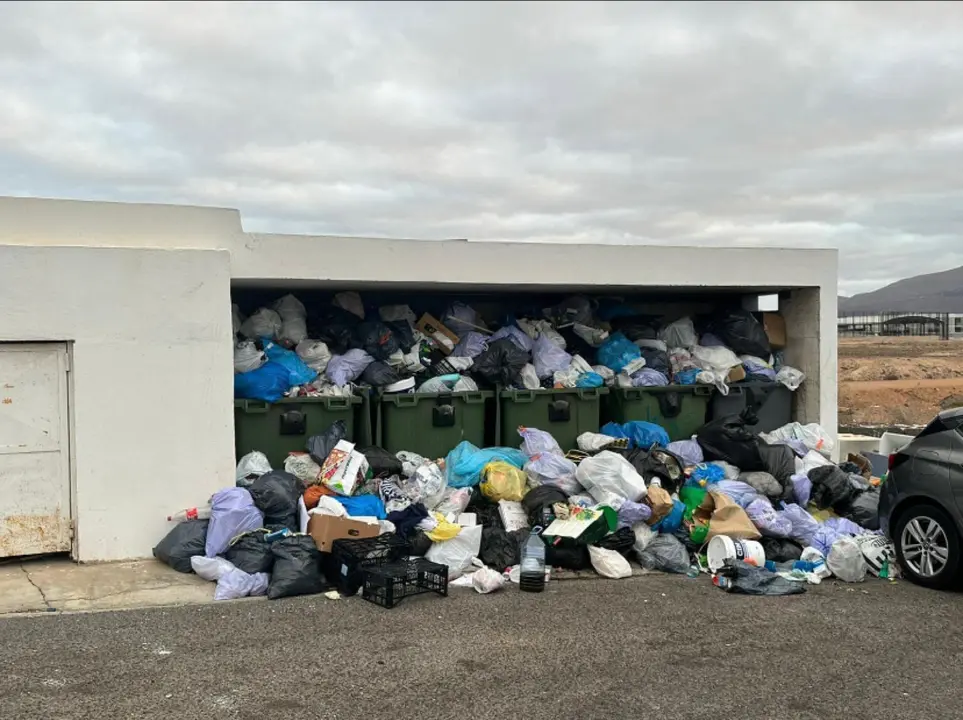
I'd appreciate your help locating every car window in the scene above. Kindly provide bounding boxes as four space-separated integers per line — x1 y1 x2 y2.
916 413 963 440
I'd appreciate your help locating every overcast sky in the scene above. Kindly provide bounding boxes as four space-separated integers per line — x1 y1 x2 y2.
2 1 963 296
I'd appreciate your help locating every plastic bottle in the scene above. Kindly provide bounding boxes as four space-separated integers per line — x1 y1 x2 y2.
167 506 211 522
519 528 546 593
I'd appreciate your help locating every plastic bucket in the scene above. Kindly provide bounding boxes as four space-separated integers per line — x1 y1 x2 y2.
706 536 766 571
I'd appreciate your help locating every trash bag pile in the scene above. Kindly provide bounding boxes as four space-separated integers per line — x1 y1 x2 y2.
155 408 895 606
232 294 805 402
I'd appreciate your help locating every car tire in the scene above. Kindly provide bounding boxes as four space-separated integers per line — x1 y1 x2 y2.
894 503 961 589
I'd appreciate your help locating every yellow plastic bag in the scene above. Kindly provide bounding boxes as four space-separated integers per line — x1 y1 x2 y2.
480 462 528 502
426 512 461 542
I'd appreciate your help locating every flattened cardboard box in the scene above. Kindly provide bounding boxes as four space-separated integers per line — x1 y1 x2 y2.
307 513 379 553
416 313 460 355
762 312 786 350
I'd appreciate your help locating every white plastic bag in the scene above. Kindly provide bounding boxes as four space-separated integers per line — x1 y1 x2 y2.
761 422 834 456
827 537 868 582
776 366 806 391
589 545 633 579
379 304 417 326
234 340 267 374
296 340 332 373
691 345 742 394
235 451 272 486
426 524 483 579
577 432 618 452
660 317 698 349
525 453 581 495
240 308 282 340
191 556 237 582
573 323 609 347
214 568 270 601
284 453 323 486
633 522 657 553
472 566 506 594
435 487 472 517
575 451 647 504
272 294 308 346
591 365 616 386
520 363 541 390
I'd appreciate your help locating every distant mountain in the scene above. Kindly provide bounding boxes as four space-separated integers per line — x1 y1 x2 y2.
840 266 963 313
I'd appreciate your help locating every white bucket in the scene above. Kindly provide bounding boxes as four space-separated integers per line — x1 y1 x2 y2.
707 536 766 572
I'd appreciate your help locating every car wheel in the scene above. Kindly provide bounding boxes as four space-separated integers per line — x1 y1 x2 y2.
894 503 961 589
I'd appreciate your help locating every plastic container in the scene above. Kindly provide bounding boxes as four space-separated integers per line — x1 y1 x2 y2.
167 506 211 522
361 558 449 609
519 530 547 593
706 536 766 572
603 386 711 442
326 535 410 596
708 382 792 434
234 396 364 468
499 388 607 452
376 390 494 459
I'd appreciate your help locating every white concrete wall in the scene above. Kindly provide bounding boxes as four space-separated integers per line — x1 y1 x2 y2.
0 244 234 561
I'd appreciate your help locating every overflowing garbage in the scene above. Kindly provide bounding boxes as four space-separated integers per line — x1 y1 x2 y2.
156 407 894 606
231 293 805 400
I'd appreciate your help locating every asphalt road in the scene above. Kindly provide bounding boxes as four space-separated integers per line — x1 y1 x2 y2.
0 574 961 720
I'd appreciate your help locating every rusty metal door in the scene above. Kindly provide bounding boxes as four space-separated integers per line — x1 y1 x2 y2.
0 343 72 557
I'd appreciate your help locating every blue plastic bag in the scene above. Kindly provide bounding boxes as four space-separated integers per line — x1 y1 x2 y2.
691 463 725 486
264 342 318 386
332 494 387 520
445 441 527 488
653 499 685 533
205 488 264 558
600 422 629 442
597 332 641 372
576 372 604 388
674 368 700 385
234 362 292 402
621 421 670 449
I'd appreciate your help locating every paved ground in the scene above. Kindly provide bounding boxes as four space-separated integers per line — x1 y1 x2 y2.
0 573 960 720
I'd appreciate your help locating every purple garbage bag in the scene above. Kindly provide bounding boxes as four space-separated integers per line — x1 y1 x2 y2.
780 502 820 547
205 488 264 558
518 426 563 458
451 331 489 358
667 439 703 467
617 500 653 529
533 333 572 380
326 349 374 385
791 473 812 506
489 325 533 352
746 497 792 538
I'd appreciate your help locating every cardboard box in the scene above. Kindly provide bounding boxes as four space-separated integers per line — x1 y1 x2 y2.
762 312 786 350
727 364 746 383
416 313 460 355
307 513 379 553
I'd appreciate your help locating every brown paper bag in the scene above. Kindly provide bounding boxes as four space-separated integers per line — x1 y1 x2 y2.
691 491 761 541
644 486 673 525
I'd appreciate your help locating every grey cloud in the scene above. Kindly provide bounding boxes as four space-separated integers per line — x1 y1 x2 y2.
2 1 963 295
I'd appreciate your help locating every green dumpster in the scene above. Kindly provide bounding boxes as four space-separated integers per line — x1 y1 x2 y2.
234 395 364 468
498 388 607 452
377 390 495 459
603 386 711 442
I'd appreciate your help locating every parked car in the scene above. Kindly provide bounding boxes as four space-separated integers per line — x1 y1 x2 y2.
880 406 963 588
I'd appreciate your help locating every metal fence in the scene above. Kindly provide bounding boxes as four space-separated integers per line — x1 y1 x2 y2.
837 311 952 339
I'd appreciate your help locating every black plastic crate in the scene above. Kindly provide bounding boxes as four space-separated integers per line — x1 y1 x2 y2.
361 558 449 609
327 535 411 596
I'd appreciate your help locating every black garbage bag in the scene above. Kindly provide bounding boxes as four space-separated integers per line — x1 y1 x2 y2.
224 529 275 574
696 414 765 471
595 527 635 556
758 441 795 497
360 361 405 388
248 471 301 531
466 492 501 528
637 533 690 574
717 559 806 596
409 530 433 557
312 305 361 354
521 485 568 528
267 535 328 600
837 461 862 476
306 420 347 465
355 320 401 361
480 526 525 570
760 536 803 563
639 347 671 376
610 315 662 342
708 309 771 359
359 446 403 478
153 520 209 574
472 338 530 387
808 466 857 513
546 543 591 571
846 489 880 531
618 446 686 495
385 319 416 352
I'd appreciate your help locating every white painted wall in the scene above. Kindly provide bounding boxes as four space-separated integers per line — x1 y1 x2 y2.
0 244 234 561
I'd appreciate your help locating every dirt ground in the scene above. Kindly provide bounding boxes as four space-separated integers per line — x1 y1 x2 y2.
838 336 963 428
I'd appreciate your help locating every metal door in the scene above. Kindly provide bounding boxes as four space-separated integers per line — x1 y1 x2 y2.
0 343 72 557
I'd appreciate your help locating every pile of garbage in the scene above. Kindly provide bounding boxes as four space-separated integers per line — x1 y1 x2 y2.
155 411 893 605
232 293 805 401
